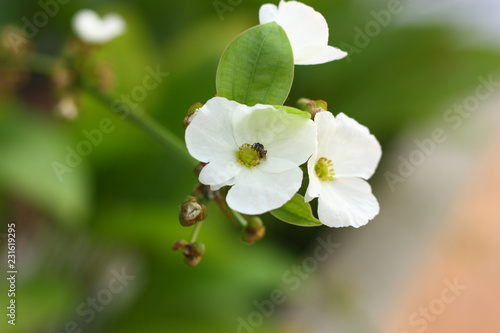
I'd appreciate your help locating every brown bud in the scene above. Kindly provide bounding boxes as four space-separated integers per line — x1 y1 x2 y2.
172 239 188 251
297 98 328 119
55 95 79 120
183 102 203 128
242 217 266 244
54 69 73 92
314 99 328 111
182 242 205 267
179 197 206 227
96 61 114 92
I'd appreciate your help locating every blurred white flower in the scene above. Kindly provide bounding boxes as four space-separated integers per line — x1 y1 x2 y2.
259 0 347 65
72 9 126 44
185 97 317 215
305 111 382 227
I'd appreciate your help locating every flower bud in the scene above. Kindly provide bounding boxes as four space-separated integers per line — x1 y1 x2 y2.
242 217 266 244
297 98 328 119
182 242 205 267
183 102 203 128
314 99 328 111
172 239 188 251
179 197 206 227
55 95 79 120
96 61 114 92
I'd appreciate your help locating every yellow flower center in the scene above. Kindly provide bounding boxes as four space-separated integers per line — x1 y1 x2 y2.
315 157 335 181
236 143 266 168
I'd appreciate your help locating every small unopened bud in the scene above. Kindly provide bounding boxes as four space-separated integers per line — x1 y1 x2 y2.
182 242 205 267
242 217 266 244
297 98 328 119
183 102 203 128
96 61 114 92
53 65 74 91
55 95 79 120
314 99 328 111
172 239 188 251
179 197 206 227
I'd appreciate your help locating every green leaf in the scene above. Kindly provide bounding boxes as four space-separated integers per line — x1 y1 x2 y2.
273 105 311 119
216 22 294 106
271 194 322 227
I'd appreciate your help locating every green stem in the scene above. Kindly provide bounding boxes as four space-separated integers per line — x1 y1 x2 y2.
83 83 196 167
21 53 196 167
189 222 203 243
27 53 58 75
230 210 248 228
212 195 235 226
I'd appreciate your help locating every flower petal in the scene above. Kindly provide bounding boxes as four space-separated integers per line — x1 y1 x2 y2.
210 178 235 191
102 14 126 38
315 111 382 179
72 9 125 44
263 0 348 65
317 177 379 228
294 45 347 65
226 167 303 215
185 97 240 165
304 153 321 202
259 3 279 24
233 106 317 173
199 160 240 187
259 1 348 65
274 1 329 48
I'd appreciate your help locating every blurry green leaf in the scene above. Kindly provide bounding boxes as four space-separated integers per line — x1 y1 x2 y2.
273 105 311 119
92 202 295 333
216 22 294 106
0 108 91 225
0 276 79 333
271 194 322 227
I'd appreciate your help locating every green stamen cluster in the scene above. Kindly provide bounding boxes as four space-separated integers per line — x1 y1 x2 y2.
315 157 334 181
236 143 262 168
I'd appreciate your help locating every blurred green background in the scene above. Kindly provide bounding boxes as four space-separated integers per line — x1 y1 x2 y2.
1 0 499 332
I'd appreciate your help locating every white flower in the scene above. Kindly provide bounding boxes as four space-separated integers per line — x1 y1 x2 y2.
259 0 347 65
185 97 317 215
305 111 382 228
72 9 126 44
